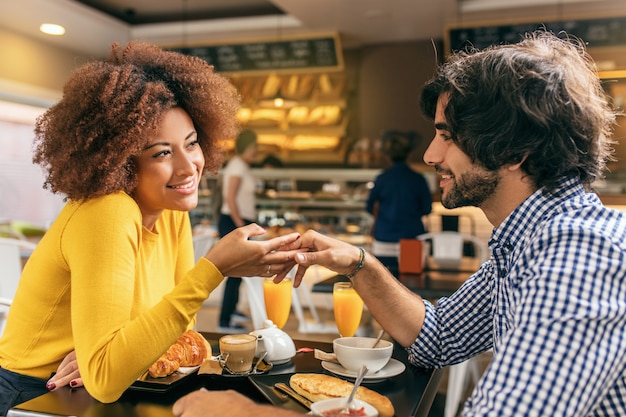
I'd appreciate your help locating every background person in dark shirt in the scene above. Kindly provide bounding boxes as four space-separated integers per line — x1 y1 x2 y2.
366 130 432 276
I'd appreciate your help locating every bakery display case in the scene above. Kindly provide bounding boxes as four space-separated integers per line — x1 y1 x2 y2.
191 168 382 243
227 72 351 165
254 168 379 241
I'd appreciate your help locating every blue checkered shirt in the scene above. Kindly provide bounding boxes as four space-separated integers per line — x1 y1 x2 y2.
407 177 626 416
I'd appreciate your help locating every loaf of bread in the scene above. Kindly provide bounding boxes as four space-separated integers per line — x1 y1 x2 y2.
289 373 394 417
148 330 212 378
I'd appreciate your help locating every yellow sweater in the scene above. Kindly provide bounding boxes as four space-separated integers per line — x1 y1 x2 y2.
0 192 223 402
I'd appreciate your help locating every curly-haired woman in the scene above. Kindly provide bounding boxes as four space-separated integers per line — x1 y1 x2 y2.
0 42 300 414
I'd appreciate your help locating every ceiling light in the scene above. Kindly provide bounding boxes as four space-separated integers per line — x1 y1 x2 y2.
40 23 65 36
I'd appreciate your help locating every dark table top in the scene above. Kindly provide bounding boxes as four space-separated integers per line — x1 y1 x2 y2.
8 332 443 417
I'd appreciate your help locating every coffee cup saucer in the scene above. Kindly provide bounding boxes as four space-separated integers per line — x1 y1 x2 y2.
321 358 405 383
219 356 273 377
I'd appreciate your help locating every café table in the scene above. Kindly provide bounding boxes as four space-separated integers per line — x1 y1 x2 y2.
312 257 481 300
7 332 443 417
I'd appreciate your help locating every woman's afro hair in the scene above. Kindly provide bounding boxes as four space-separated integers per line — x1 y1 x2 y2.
33 41 241 201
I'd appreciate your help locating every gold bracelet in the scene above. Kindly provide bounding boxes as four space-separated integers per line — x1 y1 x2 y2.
345 246 366 279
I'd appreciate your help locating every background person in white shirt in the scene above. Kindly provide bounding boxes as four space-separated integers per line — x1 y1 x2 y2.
217 129 259 332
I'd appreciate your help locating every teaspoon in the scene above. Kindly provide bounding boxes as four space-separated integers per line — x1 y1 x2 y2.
343 364 368 414
371 329 385 348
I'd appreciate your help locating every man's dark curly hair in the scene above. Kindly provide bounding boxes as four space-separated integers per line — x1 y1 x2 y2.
33 41 240 201
420 30 616 192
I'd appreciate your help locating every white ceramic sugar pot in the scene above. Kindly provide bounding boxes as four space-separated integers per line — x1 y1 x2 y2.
250 320 296 365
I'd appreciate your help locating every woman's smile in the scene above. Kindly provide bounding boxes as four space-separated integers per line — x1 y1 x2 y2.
167 177 198 193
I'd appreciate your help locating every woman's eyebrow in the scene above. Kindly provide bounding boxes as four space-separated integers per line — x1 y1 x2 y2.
143 141 169 150
143 130 197 150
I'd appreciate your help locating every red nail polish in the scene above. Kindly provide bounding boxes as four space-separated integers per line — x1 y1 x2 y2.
46 382 56 391
70 380 77 387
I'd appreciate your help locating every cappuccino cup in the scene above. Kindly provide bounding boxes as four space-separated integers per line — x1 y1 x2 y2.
218 334 257 375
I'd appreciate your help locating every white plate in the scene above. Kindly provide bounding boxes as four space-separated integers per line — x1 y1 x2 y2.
321 358 406 383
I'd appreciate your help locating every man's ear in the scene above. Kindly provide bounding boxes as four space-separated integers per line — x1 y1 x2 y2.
507 154 528 172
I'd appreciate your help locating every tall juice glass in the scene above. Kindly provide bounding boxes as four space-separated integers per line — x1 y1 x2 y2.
263 278 292 329
333 282 364 337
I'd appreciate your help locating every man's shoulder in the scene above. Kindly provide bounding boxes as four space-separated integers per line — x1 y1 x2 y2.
555 191 624 223
537 196 626 245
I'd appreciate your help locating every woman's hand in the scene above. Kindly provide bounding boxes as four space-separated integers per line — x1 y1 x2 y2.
204 223 302 279
46 350 82 391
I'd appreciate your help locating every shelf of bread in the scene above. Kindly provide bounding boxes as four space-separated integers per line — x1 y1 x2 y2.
230 72 346 104
237 105 346 131
227 71 349 158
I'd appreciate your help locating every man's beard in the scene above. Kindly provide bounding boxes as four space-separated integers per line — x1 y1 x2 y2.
441 169 500 209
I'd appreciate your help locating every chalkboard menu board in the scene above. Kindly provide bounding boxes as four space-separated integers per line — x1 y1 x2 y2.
169 35 343 73
447 15 626 52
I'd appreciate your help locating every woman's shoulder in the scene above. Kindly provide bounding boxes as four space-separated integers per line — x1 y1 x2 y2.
64 192 141 221
80 191 138 210
53 192 143 240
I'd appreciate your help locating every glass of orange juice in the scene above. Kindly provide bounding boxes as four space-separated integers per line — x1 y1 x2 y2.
263 278 292 329
333 282 364 337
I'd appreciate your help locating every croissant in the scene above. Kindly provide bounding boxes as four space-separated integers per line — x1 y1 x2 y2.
148 330 212 378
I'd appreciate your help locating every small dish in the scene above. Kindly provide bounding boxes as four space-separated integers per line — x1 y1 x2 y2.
310 397 378 417
321 359 405 383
